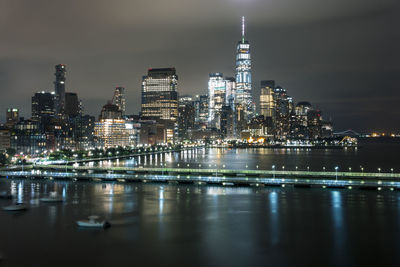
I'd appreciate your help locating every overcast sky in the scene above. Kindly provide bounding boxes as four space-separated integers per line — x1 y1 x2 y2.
0 0 399 132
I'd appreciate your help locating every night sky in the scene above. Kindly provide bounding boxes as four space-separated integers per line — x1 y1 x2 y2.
0 0 399 132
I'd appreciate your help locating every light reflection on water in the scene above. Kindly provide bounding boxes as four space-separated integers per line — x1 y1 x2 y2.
1 179 400 266
85 143 400 173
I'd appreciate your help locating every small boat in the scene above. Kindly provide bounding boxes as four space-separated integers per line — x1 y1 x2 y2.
40 192 63 203
76 216 111 228
2 203 27 211
0 192 12 199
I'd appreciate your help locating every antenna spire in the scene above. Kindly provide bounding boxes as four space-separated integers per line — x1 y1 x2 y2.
241 16 245 43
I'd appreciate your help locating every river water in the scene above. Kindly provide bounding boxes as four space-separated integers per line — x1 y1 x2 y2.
92 138 400 173
1 139 400 266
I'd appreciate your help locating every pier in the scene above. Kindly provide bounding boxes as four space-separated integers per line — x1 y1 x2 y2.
1 165 400 190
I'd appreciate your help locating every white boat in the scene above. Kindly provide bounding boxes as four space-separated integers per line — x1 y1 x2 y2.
2 203 27 211
0 192 12 199
39 192 63 203
76 216 110 228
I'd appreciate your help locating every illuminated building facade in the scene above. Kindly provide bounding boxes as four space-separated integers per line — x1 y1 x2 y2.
178 96 195 140
208 73 225 129
94 119 129 148
54 64 66 115
95 103 129 148
0 126 11 150
260 80 276 120
194 95 208 125
113 87 126 115
273 86 292 138
31 91 56 131
235 17 253 120
141 68 178 122
6 108 19 128
295 102 312 126
11 119 46 154
225 77 236 109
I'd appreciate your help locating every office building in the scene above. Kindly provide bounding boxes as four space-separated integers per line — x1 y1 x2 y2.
260 80 275 119
178 96 195 140
6 108 19 128
225 77 236 109
141 68 178 122
113 87 126 115
54 64 66 115
95 103 128 148
194 95 208 125
65 92 80 118
31 91 56 130
235 17 253 120
208 73 225 129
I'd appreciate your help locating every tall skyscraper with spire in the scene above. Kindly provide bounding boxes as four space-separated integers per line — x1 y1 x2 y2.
235 16 254 120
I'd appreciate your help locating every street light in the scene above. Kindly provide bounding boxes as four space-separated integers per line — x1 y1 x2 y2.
307 166 310 171
378 168 381 174
323 166 326 172
349 167 352 172
335 166 339 181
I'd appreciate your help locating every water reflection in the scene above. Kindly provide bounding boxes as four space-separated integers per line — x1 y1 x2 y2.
79 143 400 173
18 181 24 203
2 178 400 266
269 191 279 245
331 190 346 264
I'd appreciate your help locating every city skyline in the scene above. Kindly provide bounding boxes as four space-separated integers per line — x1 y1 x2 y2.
0 0 399 132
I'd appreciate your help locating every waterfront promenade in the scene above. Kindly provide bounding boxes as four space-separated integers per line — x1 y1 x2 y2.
1 164 400 190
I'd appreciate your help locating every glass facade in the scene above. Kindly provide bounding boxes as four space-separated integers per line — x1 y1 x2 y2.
141 68 178 122
94 119 129 148
113 87 126 115
235 17 253 120
54 64 66 116
260 80 275 119
208 73 225 129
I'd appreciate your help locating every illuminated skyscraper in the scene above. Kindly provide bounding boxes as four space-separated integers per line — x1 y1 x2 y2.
141 68 178 143
141 68 178 122
94 102 129 148
235 17 253 119
6 108 19 128
224 77 236 109
113 87 126 115
194 95 208 124
208 73 226 129
54 64 66 115
260 80 275 119
31 91 56 131
31 91 56 122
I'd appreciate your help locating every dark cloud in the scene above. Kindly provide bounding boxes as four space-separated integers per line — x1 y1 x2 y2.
0 0 399 132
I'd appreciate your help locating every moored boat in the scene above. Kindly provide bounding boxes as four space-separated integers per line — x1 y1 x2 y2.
76 216 110 228
2 203 27 211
